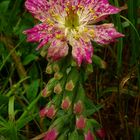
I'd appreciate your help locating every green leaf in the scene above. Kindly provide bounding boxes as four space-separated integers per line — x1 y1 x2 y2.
27 79 39 101
68 130 79 140
0 0 10 13
92 55 106 69
8 96 15 121
22 54 37 65
16 113 38 130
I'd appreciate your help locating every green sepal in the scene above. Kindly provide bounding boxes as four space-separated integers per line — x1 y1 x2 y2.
92 55 106 69
68 130 79 140
54 76 67 94
65 67 79 91
46 62 54 74
46 78 59 92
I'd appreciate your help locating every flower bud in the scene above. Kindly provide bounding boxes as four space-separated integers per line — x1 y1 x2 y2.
96 128 106 139
53 59 64 72
76 115 86 129
54 72 63 80
44 128 58 140
65 80 75 91
39 107 47 118
74 100 84 114
42 78 58 97
84 130 94 140
61 97 71 110
54 83 62 94
65 67 79 91
46 63 53 74
53 63 60 72
41 87 51 97
46 105 56 119
54 77 66 94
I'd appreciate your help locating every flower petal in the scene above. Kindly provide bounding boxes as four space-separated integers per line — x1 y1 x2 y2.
44 128 58 140
91 0 121 23
72 40 93 66
25 0 49 21
85 130 94 140
47 40 68 61
93 23 124 45
23 23 52 49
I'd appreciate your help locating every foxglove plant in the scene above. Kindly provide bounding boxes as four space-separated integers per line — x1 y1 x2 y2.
23 0 124 139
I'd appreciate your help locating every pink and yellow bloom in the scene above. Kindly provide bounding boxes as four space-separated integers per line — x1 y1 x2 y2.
24 0 124 66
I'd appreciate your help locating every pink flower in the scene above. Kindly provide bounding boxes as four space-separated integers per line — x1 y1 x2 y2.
24 0 124 66
85 130 94 140
44 128 58 140
76 115 86 129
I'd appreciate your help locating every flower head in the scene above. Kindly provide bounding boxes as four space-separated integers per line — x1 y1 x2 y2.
24 0 124 66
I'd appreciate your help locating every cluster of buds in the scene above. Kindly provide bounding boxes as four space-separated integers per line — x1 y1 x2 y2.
40 105 56 119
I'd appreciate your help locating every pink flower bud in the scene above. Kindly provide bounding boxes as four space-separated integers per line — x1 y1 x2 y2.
44 128 58 140
61 97 71 110
41 87 47 97
46 105 56 119
41 87 51 97
96 128 106 139
74 100 83 114
85 130 94 140
76 115 86 129
39 107 47 118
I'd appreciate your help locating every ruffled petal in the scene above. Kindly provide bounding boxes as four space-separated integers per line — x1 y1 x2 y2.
47 40 68 61
93 23 124 45
25 0 49 21
72 39 93 66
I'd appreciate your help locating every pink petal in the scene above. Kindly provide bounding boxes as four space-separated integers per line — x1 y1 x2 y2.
46 105 56 119
74 100 84 114
39 107 47 118
47 40 68 61
61 97 71 110
76 115 86 129
23 23 53 49
93 23 124 45
25 0 49 21
72 40 93 66
90 0 121 23
44 128 58 140
85 130 94 140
